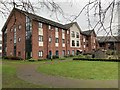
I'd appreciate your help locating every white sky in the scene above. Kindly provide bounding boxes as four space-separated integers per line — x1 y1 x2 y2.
0 0 119 35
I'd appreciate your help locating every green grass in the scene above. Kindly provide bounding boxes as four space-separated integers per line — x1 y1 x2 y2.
2 61 47 88
38 61 118 80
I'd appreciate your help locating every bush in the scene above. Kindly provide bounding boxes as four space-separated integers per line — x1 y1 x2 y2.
73 58 120 62
52 55 59 59
78 54 86 58
2 56 23 60
38 59 47 61
69 55 74 57
28 58 37 62
59 57 66 60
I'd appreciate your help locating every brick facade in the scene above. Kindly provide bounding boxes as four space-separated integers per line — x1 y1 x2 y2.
2 8 99 60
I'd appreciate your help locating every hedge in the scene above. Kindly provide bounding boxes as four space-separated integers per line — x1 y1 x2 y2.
73 58 120 62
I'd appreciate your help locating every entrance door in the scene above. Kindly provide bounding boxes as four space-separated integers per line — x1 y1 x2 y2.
49 51 52 59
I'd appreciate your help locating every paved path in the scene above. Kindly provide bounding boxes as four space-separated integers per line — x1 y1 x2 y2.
16 63 118 88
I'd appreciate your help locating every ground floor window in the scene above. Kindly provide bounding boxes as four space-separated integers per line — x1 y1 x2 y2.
72 50 75 55
68 50 70 55
56 50 59 56
38 51 43 57
62 50 65 56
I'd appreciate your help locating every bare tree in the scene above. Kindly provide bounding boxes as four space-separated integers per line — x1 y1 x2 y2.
0 0 120 58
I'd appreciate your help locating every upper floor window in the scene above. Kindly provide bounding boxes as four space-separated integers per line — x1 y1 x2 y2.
48 25 52 30
62 39 65 43
67 30 69 34
76 41 79 46
18 25 22 30
55 38 59 43
18 37 21 42
62 29 65 33
38 22 43 28
38 35 43 42
72 40 75 46
55 27 59 32
71 31 75 37
49 36 52 43
76 32 79 38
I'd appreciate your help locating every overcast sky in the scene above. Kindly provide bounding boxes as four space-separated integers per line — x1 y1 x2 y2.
0 0 118 36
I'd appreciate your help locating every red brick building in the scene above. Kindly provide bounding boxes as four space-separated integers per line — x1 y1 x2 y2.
2 8 98 59
81 30 99 53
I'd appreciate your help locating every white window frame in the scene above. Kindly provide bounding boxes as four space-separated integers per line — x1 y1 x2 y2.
38 51 43 57
38 22 42 28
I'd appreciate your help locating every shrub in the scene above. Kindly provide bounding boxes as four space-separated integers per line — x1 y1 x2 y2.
2 56 23 60
38 59 47 61
69 55 74 57
59 57 66 60
28 58 37 62
52 55 59 59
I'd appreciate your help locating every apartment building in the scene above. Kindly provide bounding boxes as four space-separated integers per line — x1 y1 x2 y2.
81 30 99 53
2 8 98 59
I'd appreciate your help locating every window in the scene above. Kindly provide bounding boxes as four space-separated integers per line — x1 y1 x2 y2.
18 52 21 56
76 41 79 46
38 22 42 28
71 31 75 37
62 29 65 33
67 30 69 34
18 37 21 42
14 27 16 44
76 32 79 38
56 50 59 56
62 39 65 43
39 35 43 42
72 40 75 46
48 25 51 30
18 25 22 30
0 46 2 50
55 38 59 43
55 27 58 32
49 36 52 43
38 51 43 57
68 50 70 55
72 50 75 55
62 50 65 56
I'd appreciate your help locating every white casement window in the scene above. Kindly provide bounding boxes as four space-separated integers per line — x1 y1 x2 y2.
38 51 43 57
55 27 58 32
55 38 59 43
76 41 79 46
38 22 42 28
83 38 85 42
72 40 75 46
49 36 52 43
67 30 69 34
71 31 75 37
48 25 51 30
76 32 79 38
38 35 43 42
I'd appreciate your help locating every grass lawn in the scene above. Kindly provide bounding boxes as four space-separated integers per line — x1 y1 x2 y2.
37 61 118 80
2 60 47 88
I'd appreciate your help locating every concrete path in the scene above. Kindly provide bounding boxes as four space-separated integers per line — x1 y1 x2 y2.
16 64 118 88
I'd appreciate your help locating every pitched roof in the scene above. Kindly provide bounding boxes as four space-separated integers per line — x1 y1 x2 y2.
64 22 82 32
97 36 120 43
2 8 67 32
81 30 95 36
